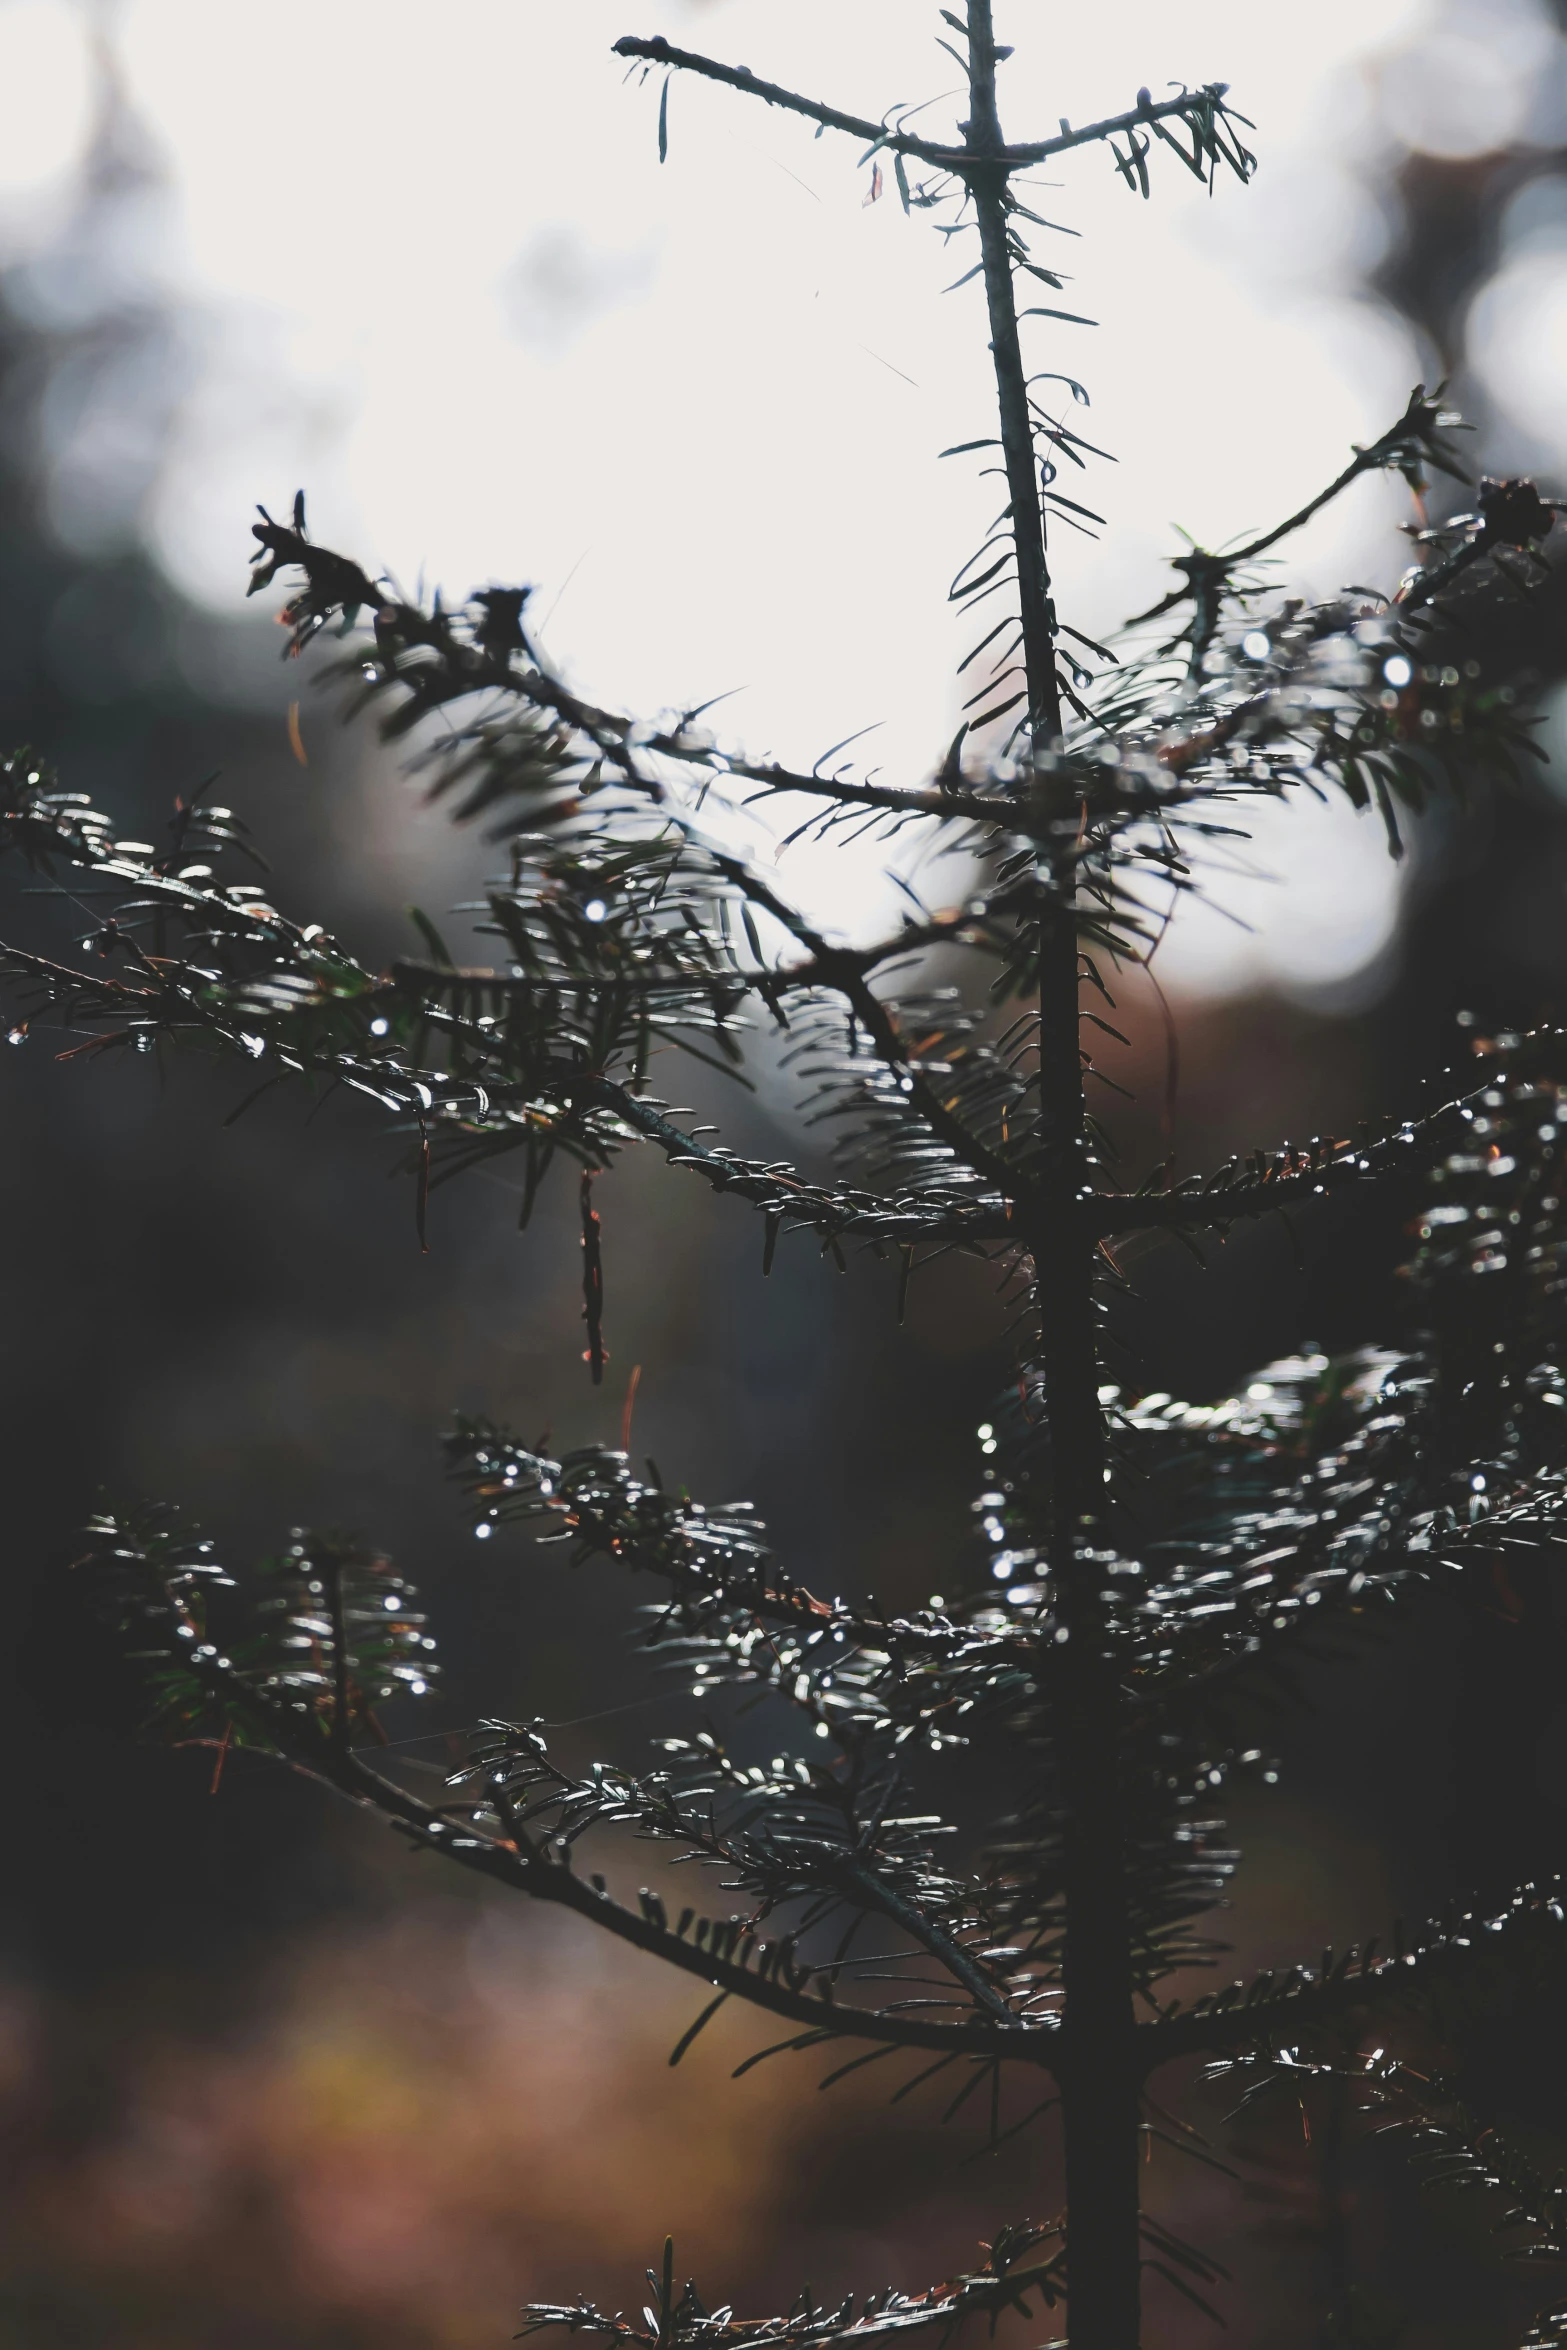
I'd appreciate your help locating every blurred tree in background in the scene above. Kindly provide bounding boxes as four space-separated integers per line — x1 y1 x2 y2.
3 5 1567 2347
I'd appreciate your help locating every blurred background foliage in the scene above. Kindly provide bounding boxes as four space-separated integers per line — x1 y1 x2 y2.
6 1 1567 2343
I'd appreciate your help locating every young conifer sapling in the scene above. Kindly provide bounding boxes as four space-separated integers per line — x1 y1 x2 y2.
7 9 1567 2346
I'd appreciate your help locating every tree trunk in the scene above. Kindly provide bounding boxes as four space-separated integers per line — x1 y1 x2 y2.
965 7 1140 2338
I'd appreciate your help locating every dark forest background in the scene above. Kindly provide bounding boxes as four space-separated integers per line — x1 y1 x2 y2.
6 8 1567 2346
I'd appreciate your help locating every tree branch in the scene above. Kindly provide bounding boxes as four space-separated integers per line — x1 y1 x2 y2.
521 2238 1068 2350
1141 1883 1567 2069
1127 386 1471 633
1081 1047 1542 1239
542 1059 1019 1246
611 34 1237 178
687 848 1033 1206
2 936 1015 1248
836 1861 1022 2028
329 1749 1057 2067
108 1547 1054 2069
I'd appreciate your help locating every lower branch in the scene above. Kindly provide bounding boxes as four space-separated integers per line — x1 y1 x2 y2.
316 1741 1057 2068
1144 1881 1567 2069
1081 1040 1559 1240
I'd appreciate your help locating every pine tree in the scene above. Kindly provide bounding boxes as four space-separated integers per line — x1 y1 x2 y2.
7 11 1567 2345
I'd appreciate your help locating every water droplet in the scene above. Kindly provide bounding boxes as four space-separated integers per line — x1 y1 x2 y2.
370 1017 390 1037
474 1523 493 1541
1382 654 1413 688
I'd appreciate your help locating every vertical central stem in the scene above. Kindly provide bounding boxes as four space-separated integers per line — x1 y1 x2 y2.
963 8 1060 745
964 8 1139 2345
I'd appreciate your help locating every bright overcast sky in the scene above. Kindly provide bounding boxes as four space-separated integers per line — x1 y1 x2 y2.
0 0 1558 997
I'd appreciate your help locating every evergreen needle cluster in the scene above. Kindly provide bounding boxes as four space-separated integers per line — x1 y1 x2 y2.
8 9 1567 2345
